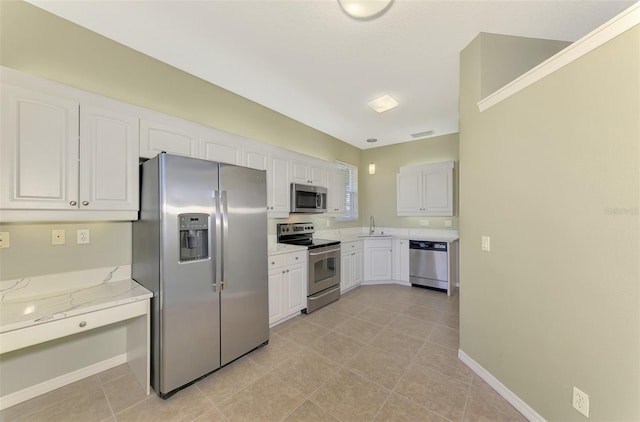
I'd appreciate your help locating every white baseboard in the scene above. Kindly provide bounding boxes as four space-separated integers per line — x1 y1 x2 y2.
458 349 546 422
361 279 411 287
0 353 127 410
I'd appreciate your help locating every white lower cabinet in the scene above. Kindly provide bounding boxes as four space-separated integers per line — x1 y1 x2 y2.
341 241 363 293
392 239 410 283
364 239 393 282
268 250 306 326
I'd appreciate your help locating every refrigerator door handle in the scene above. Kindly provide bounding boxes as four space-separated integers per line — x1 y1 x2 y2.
214 191 222 292
221 190 229 290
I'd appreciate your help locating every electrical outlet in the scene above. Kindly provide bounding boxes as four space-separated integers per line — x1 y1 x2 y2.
573 387 590 417
481 235 491 251
444 220 452 227
51 229 65 245
0 232 10 248
419 220 430 227
77 229 90 244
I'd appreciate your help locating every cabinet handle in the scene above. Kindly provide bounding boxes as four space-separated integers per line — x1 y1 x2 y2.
286 269 289 273
82 201 89 206
69 201 77 206
79 321 87 328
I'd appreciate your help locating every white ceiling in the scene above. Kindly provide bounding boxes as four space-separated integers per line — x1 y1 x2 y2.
28 0 635 150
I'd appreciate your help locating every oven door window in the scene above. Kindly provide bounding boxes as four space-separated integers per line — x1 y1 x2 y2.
313 256 337 282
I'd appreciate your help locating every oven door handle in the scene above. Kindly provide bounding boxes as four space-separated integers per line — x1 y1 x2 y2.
309 246 340 256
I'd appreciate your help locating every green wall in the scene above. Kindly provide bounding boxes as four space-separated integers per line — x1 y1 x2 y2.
361 133 459 230
459 30 639 420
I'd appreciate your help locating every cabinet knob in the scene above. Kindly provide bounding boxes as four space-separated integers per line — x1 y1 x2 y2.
295 257 298 260
82 201 89 206
69 201 77 206
79 321 87 328
271 261 275 265
286 269 289 273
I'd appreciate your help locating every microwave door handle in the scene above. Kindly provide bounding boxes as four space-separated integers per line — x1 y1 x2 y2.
316 193 322 208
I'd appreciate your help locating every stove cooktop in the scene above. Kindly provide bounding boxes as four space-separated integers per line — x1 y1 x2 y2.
276 222 340 250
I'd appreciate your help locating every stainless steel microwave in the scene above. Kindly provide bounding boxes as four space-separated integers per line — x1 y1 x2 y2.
290 183 327 213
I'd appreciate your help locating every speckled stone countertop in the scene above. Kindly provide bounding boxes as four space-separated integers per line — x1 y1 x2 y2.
0 266 152 334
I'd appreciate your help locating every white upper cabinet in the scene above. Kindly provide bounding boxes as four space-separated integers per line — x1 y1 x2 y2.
0 73 139 221
397 161 454 216
199 128 243 165
80 104 139 211
325 165 346 215
1 85 79 211
139 117 199 159
242 143 290 218
290 157 326 186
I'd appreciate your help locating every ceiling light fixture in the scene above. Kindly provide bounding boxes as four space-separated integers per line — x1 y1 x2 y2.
338 0 393 19
368 94 399 113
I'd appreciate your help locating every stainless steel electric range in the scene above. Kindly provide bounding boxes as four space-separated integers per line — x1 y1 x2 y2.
277 223 341 313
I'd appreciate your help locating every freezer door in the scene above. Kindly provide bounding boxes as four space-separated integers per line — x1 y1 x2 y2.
160 154 221 394
219 163 269 365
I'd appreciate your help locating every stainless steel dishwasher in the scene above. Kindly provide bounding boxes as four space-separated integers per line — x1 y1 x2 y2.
409 240 448 290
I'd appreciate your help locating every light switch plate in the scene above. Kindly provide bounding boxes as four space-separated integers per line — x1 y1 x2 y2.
419 220 429 227
481 236 491 251
0 232 10 248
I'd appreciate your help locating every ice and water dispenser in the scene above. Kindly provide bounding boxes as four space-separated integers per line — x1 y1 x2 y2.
179 213 209 262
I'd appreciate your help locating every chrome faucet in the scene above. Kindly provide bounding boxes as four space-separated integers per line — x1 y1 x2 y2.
369 216 375 235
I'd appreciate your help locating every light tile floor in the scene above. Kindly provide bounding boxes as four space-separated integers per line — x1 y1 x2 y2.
2 284 527 422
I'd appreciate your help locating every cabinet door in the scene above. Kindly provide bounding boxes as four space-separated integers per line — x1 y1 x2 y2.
368 247 393 281
139 118 198 158
268 270 285 325
200 129 242 165
423 169 453 216
1 85 79 210
352 249 363 286
290 159 309 185
326 168 345 215
341 252 353 293
285 264 305 315
397 239 410 282
269 154 290 217
79 104 139 211
308 163 326 186
396 172 422 216
243 146 269 171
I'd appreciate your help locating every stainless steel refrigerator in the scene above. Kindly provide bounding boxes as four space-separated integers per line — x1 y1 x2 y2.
132 153 269 398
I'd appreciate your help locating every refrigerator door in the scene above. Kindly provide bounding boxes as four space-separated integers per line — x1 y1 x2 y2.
160 154 221 394
219 163 269 365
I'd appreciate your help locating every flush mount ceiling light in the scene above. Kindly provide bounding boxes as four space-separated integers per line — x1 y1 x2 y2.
338 0 393 19
367 94 399 113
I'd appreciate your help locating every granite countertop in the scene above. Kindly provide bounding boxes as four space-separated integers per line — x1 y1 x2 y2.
0 266 152 334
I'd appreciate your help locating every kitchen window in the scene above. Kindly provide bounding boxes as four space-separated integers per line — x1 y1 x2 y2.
336 161 358 221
